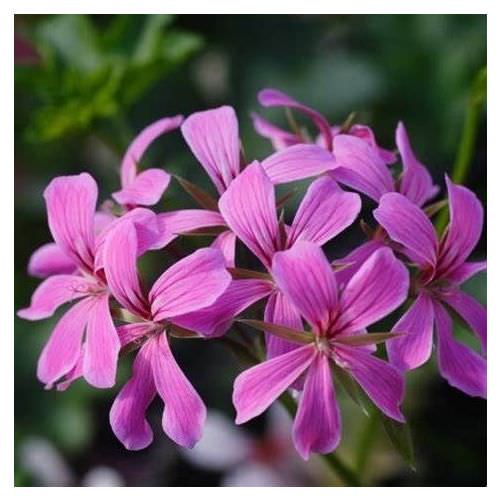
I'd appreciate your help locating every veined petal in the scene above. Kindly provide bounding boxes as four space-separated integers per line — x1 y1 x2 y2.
102 218 149 318
251 112 302 151
113 168 171 207
18 274 91 320
444 260 486 285
438 177 484 276
387 292 435 371
261 144 336 184
374 192 439 268
117 322 152 347
335 345 405 422
293 354 341 459
150 248 231 321
349 124 398 165
37 297 93 387
181 106 240 194
258 89 333 151
396 122 439 207
440 289 486 354
210 230 236 268
337 248 409 334
120 115 183 187
110 339 156 450
287 176 361 247
152 333 206 448
233 344 316 424
219 161 279 269
83 294 120 389
44 173 98 271
332 135 394 201
434 301 486 398
272 242 338 333
173 279 273 338
27 243 76 278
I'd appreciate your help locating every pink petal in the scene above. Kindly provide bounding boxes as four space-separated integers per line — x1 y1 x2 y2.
113 168 171 207
374 192 439 269
174 279 273 338
102 218 150 318
233 344 317 424
265 290 304 359
150 248 231 321
251 112 302 151
120 115 183 187
56 350 84 391
261 144 336 184
181 106 240 194
37 298 93 387
17 274 91 320
396 122 439 207
387 292 435 371
434 301 486 398
152 333 206 448
272 242 338 333
27 243 76 278
444 260 486 285
219 161 279 269
287 176 361 247
258 88 333 151
43 173 98 271
337 247 409 334
334 345 405 422
117 322 153 347
210 230 236 268
331 135 394 201
110 339 157 450
438 177 484 277
293 354 341 459
440 289 486 354
349 124 398 165
83 294 120 389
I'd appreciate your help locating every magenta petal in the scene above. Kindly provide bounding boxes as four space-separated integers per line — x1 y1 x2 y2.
444 260 486 285
83 294 120 389
173 279 273 338
56 351 84 391
233 343 316 424
438 177 484 276
152 333 206 448
388 292 435 371
396 122 439 207
272 242 338 333
440 289 486 354
258 88 333 151
265 290 304 359
117 322 152 347
374 192 439 269
251 112 302 151
120 115 183 187
18 274 91 320
338 248 409 334
293 354 341 459
37 298 93 387
113 168 171 207
210 230 236 268
44 173 98 271
150 248 231 321
261 144 336 184
332 135 394 201
102 218 149 318
110 339 157 450
434 301 486 398
287 176 361 247
181 106 240 194
349 124 398 165
219 161 279 269
335 345 405 422
27 243 76 278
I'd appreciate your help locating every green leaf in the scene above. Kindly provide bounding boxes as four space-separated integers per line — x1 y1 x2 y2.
334 365 370 417
238 319 314 345
379 414 416 471
163 30 203 63
133 15 175 64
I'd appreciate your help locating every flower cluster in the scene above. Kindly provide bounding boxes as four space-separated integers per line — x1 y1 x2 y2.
18 88 486 460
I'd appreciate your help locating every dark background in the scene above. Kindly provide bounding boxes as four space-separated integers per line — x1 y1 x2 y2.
15 14 486 486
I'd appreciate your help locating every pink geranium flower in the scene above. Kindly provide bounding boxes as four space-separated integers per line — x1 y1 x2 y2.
102 217 231 450
233 242 409 459
374 176 486 398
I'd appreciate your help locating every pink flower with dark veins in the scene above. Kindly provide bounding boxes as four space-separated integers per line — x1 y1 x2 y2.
233 242 409 459
374 176 486 398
